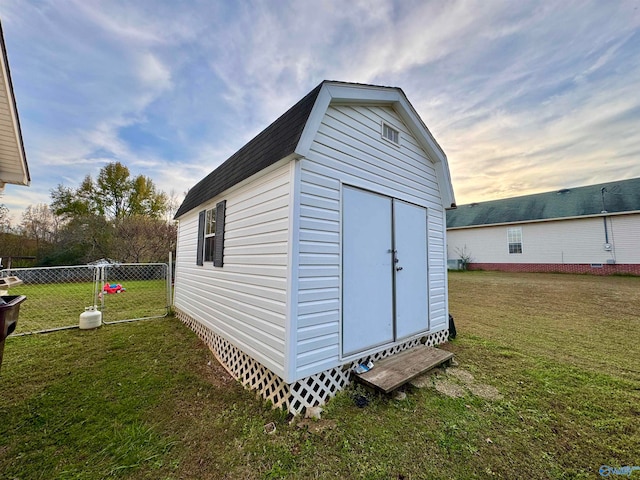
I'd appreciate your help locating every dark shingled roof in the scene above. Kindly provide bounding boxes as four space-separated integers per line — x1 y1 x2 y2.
447 177 640 228
174 82 323 218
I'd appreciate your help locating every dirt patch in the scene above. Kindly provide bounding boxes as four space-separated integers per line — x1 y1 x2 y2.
409 368 444 388
412 366 503 401
194 351 234 388
468 383 503 401
433 378 466 398
447 367 475 384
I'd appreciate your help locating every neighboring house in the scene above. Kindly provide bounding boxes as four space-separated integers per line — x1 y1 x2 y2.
173 81 456 414
447 177 640 275
0 21 29 193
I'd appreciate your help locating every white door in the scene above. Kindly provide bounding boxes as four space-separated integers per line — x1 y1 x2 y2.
342 187 430 356
393 200 429 339
342 186 394 356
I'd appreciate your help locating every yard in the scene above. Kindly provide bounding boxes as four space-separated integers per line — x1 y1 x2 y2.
1 272 638 479
9 279 169 332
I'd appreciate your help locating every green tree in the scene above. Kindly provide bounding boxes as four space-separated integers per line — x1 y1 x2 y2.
51 162 168 220
45 161 175 265
40 214 114 266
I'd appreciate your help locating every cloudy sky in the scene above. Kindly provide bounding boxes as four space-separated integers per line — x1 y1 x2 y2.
2 0 639 222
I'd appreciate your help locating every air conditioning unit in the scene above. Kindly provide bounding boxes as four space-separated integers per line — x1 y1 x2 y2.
447 259 463 270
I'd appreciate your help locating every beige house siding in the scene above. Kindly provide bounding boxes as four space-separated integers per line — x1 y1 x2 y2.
447 214 640 265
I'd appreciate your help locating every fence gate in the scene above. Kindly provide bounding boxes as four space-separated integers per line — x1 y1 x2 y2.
1 265 99 334
1 263 170 335
99 263 170 324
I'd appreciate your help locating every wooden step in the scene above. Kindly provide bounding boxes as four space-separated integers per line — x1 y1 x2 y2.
356 346 454 393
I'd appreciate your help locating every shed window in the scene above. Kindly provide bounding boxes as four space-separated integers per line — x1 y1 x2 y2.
507 227 523 254
382 122 400 145
204 208 216 262
196 200 226 267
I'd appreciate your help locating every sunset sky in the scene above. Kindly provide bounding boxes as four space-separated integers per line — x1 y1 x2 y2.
2 0 639 221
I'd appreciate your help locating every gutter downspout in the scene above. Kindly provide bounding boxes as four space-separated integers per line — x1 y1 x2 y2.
600 187 614 261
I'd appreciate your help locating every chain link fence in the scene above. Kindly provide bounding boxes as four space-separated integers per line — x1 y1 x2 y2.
1 263 170 335
101 263 170 324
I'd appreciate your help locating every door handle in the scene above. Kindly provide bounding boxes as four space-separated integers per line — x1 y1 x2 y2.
396 266 403 271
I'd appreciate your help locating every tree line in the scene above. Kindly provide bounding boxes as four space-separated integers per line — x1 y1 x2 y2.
0 162 178 267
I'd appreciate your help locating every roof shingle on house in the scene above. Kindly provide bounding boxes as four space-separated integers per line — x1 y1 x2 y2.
447 177 640 229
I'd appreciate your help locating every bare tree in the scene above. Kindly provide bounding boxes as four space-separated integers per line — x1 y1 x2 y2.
113 216 177 263
454 245 474 271
165 189 181 221
21 204 59 257
0 204 11 232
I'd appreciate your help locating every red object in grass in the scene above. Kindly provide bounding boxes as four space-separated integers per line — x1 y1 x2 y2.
103 283 125 294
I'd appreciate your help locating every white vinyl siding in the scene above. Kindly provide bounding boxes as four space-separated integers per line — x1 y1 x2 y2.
293 104 448 379
174 162 292 378
447 214 640 265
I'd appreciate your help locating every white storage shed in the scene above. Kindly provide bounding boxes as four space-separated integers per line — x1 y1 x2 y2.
173 81 456 413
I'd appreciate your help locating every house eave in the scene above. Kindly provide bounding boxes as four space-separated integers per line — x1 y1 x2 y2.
0 20 30 189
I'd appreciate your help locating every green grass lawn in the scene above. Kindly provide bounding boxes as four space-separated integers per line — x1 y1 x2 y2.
7 279 168 333
1 272 638 479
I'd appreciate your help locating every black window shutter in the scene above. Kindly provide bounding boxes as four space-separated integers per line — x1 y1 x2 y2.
196 210 205 266
214 200 226 267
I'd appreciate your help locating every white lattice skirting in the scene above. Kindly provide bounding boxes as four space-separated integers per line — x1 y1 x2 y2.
175 308 449 415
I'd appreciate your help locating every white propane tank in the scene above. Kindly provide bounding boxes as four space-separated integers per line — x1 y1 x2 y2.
79 306 102 329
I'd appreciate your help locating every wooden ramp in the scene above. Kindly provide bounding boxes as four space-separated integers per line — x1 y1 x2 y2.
356 346 454 393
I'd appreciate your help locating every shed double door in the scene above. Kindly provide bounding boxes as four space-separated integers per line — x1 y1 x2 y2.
342 186 429 356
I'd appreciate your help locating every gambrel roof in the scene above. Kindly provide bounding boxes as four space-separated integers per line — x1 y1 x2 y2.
0 21 30 191
447 177 640 229
175 83 322 218
175 81 455 218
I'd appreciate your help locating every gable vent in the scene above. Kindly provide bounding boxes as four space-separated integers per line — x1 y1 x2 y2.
382 122 400 145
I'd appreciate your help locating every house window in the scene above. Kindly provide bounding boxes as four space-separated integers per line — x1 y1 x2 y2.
507 227 523 254
204 208 216 262
196 200 226 267
382 122 400 145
